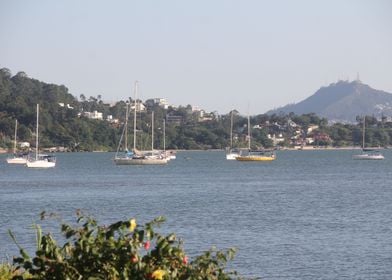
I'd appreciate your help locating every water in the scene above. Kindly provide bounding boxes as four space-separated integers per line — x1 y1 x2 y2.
0 150 391 279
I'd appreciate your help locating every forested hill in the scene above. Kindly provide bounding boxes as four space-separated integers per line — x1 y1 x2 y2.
0 68 237 151
0 68 121 151
1 68 392 151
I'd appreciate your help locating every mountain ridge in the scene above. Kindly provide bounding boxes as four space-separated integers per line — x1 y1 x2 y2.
267 80 392 122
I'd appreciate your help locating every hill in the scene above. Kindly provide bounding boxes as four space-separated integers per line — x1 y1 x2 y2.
0 68 120 151
267 80 392 122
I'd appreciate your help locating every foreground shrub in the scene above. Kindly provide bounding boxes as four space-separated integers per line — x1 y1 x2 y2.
0 262 31 280
9 211 241 279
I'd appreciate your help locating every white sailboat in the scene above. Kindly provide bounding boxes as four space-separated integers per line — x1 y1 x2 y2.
226 110 240 160
26 104 56 168
353 116 384 160
162 119 176 160
114 81 168 165
140 111 168 161
6 119 28 164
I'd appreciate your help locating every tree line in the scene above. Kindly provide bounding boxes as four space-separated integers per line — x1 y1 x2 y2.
1 68 392 152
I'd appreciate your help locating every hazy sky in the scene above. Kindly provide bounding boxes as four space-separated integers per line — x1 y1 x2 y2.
1 0 391 115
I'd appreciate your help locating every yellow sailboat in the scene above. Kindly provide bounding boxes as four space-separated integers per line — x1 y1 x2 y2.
235 113 276 162
236 150 276 161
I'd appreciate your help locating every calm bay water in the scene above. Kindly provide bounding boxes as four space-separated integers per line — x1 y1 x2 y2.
0 150 391 279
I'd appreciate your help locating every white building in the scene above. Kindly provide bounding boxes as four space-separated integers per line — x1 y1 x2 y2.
154 98 169 109
84 111 103 120
307 125 319 134
130 102 146 112
268 134 285 146
58 103 74 109
106 115 119 124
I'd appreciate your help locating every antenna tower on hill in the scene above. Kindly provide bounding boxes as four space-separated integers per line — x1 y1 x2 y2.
356 72 361 83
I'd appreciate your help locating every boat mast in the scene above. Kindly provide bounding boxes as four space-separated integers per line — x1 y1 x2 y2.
362 116 365 149
36 104 39 161
13 119 18 153
163 119 166 153
124 102 129 151
247 114 251 150
151 111 154 150
230 110 233 149
133 81 138 151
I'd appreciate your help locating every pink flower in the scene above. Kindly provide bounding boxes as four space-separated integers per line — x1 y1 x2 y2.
182 255 189 265
144 240 151 250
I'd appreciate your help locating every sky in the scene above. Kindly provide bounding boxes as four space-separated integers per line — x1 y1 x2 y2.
1 0 391 115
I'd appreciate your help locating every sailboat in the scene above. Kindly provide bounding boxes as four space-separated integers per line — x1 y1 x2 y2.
352 117 384 160
6 119 29 164
162 119 176 160
140 111 168 161
236 113 276 162
226 110 240 160
114 81 168 165
26 104 56 168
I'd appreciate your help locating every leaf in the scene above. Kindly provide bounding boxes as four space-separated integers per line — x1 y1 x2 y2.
34 224 42 251
8 229 30 260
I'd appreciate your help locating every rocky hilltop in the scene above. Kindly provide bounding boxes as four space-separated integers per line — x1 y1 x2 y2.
267 80 392 122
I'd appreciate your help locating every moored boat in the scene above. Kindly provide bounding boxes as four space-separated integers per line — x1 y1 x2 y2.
26 104 56 168
114 81 167 166
353 117 384 160
235 112 276 162
236 149 276 161
226 148 240 160
6 119 29 164
226 110 240 160
352 149 384 160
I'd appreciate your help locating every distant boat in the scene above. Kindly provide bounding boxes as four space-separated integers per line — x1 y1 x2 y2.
6 119 28 164
226 110 240 160
114 81 168 165
352 150 384 160
226 148 240 160
235 113 276 162
165 151 177 160
236 149 276 161
26 104 56 168
162 119 176 160
353 117 384 160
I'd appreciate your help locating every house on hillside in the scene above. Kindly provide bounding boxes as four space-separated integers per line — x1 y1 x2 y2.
83 111 103 120
268 134 285 146
166 114 183 126
58 103 74 109
145 98 170 109
106 115 119 124
130 102 146 112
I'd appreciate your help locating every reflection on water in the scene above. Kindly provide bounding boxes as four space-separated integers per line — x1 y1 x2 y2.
1 150 391 279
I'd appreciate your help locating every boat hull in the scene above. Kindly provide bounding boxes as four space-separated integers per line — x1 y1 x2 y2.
7 157 28 164
236 156 275 161
26 160 56 168
114 157 168 165
226 153 239 160
352 154 384 160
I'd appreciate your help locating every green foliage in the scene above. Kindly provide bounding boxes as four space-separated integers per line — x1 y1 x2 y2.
0 263 16 280
0 262 31 279
9 212 241 280
2 68 392 150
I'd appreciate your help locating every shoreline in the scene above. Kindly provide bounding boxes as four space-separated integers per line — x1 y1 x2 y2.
1 147 388 154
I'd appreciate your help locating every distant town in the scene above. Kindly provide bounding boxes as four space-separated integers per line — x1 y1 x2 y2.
1 68 392 152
